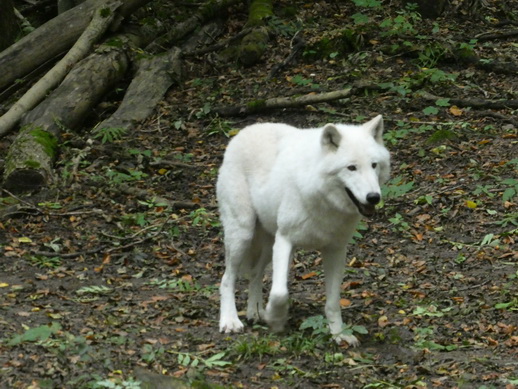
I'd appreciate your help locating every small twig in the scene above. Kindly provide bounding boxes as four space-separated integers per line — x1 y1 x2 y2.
149 159 198 169
186 27 253 57
475 29 518 41
457 279 491 292
32 246 107 259
268 32 305 79
105 214 174 254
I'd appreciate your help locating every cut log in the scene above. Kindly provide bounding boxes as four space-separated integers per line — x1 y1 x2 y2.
3 47 130 192
94 47 182 133
0 0 151 91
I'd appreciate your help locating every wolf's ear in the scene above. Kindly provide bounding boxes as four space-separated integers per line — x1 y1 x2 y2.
321 124 341 150
364 115 384 144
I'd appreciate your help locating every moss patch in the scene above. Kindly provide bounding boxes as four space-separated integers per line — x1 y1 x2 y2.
29 128 58 159
24 160 41 169
247 0 273 28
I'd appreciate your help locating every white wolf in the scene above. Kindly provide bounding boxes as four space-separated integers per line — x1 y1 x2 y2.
217 115 390 346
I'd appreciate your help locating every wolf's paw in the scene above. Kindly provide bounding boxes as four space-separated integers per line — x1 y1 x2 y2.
332 333 360 347
219 317 244 333
246 307 265 322
264 311 288 333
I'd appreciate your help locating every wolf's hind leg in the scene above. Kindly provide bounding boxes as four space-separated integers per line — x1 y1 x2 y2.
247 231 273 321
219 212 259 332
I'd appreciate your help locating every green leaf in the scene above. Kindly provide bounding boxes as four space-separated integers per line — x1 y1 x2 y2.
423 106 439 115
205 352 231 367
8 322 62 345
435 98 450 107
351 13 370 24
76 285 113 295
502 187 516 202
352 325 368 334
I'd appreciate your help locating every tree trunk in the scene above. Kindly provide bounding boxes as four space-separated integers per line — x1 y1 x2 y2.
0 0 150 91
0 0 19 51
3 47 129 192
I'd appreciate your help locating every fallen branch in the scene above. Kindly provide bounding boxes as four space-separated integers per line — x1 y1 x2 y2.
116 183 201 210
475 29 518 41
213 87 353 116
0 0 122 138
419 91 518 110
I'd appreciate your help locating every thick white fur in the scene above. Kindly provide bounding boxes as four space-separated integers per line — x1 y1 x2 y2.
217 115 390 346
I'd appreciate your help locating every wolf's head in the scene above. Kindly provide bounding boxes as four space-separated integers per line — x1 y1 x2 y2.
320 115 390 217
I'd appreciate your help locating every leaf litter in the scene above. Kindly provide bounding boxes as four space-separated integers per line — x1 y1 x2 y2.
1 1 517 388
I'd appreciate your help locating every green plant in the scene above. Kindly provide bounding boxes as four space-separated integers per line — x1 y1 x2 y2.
76 285 113 296
380 5 421 38
148 278 200 292
299 315 330 336
416 43 447 68
105 168 148 184
299 315 367 343
121 212 148 227
352 0 381 7
189 207 220 229
92 378 141 389
128 148 152 158
171 350 231 369
351 220 369 242
8 322 62 346
382 177 415 199
412 326 458 351
500 178 518 202
92 127 127 144
412 305 454 318
494 212 518 227
388 212 410 232
207 118 235 137
495 298 518 311
196 102 212 119
28 255 62 268
231 334 281 361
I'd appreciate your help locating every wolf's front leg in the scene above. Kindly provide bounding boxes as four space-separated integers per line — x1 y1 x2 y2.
219 265 244 333
322 247 360 347
264 233 293 332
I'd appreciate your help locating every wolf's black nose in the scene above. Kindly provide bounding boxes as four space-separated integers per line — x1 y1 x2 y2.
366 192 381 205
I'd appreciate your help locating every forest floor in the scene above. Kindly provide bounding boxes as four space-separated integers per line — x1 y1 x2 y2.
0 1 517 388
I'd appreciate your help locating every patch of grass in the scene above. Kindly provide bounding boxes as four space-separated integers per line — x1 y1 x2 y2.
231 333 281 361
92 127 127 144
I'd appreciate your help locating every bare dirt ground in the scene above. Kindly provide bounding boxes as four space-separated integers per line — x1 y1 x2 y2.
1 1 517 388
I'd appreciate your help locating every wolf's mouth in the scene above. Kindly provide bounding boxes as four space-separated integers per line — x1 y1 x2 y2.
345 187 376 217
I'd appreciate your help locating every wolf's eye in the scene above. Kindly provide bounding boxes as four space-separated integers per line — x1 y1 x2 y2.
347 165 357 171
372 162 378 169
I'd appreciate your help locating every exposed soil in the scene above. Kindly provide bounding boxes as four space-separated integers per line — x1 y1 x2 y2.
1 1 517 388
